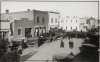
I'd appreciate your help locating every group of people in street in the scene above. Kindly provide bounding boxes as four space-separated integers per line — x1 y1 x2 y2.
59 36 74 49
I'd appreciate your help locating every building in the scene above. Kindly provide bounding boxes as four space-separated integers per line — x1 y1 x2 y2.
1 9 61 41
9 20 34 41
78 17 88 32
33 10 49 36
0 20 10 39
86 17 99 30
60 16 88 32
48 11 60 29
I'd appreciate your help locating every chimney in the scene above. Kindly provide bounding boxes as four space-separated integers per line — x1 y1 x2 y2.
5 9 9 14
27 9 31 12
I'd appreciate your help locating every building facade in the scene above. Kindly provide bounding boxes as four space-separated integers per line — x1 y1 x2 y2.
48 12 60 30
86 17 99 30
60 16 88 32
1 9 61 41
33 10 49 36
9 20 34 41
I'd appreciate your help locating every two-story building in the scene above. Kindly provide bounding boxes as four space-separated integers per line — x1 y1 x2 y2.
60 16 88 32
1 9 61 41
48 11 60 30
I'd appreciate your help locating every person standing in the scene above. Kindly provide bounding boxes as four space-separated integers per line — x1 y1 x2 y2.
69 38 74 49
60 38 64 48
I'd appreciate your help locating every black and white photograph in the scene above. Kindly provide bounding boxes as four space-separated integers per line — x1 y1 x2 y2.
0 1 99 62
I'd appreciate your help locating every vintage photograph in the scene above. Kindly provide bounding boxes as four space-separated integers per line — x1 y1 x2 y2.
0 1 99 62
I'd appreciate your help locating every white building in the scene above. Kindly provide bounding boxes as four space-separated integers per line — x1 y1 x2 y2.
48 11 60 30
60 16 88 32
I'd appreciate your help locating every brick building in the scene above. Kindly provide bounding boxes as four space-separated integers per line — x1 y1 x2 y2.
1 9 60 41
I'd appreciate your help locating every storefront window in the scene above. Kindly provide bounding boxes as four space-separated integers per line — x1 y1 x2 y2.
37 16 39 24
25 28 32 37
18 29 21 35
51 18 53 23
42 17 45 24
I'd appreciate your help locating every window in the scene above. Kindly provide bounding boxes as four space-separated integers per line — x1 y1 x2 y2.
18 29 21 35
55 18 57 23
71 20 72 22
76 20 77 22
66 26 67 30
37 16 39 24
66 20 67 22
25 28 32 37
61 20 63 23
21 18 28 20
51 18 53 23
76 27 77 30
80 23 84 25
42 17 45 24
71 27 72 29
86 20 90 24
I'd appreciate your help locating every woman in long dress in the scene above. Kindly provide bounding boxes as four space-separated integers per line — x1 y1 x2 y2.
60 38 64 48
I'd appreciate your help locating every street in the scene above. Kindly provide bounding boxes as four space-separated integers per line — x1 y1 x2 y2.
23 37 84 62
1 2 99 62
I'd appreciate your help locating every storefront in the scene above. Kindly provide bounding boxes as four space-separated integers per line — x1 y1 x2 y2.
34 26 46 37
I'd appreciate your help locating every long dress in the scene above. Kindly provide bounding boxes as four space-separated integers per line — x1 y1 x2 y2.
69 40 73 49
60 40 64 48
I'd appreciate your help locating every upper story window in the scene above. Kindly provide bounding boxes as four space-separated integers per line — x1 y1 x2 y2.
66 20 67 22
55 18 57 23
66 26 67 30
51 18 53 23
37 16 39 24
76 20 77 23
71 27 72 30
71 20 72 22
61 20 63 23
76 27 77 30
42 17 45 24
18 29 21 35
21 18 28 21
80 23 84 25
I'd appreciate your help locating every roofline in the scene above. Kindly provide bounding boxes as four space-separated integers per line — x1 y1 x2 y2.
1 9 60 14
0 20 10 22
48 11 60 14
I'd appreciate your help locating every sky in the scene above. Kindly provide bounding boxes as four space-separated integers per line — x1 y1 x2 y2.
1 1 98 17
